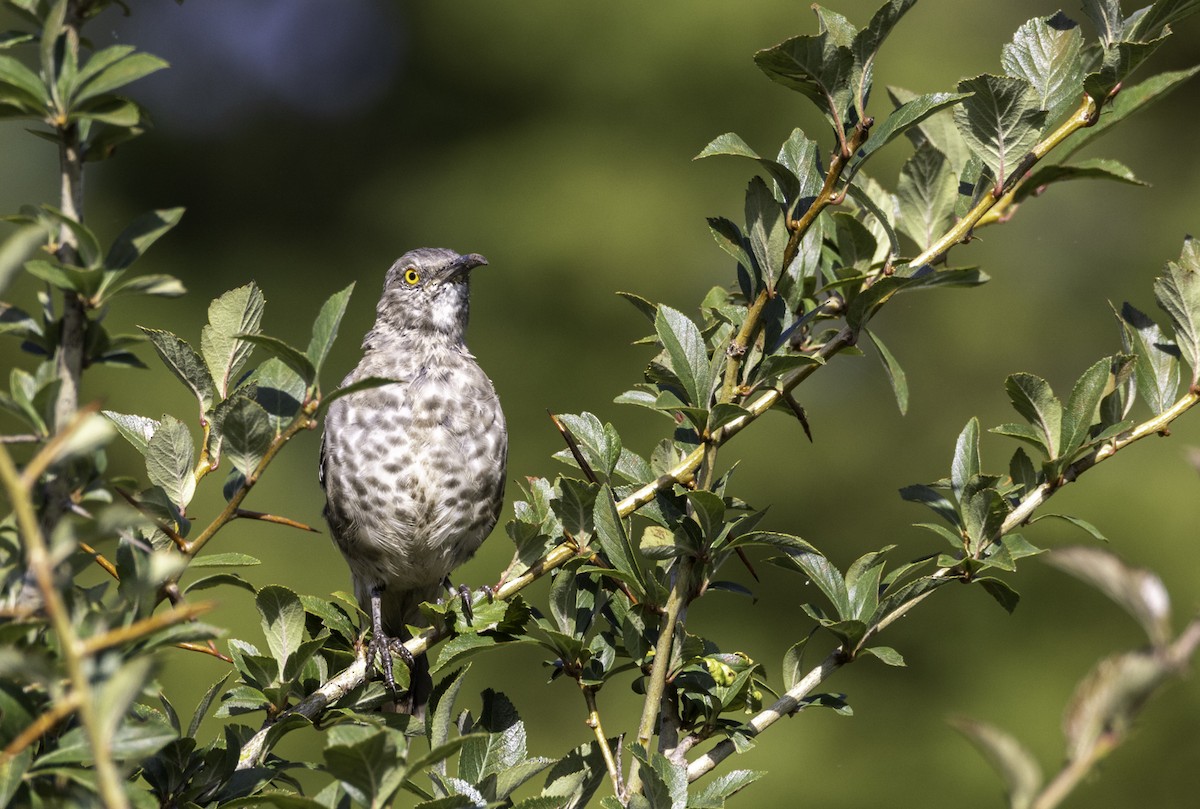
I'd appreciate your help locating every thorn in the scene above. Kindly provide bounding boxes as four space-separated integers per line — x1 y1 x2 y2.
233 508 320 533
548 410 599 484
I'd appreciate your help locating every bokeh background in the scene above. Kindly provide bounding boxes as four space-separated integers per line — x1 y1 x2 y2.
3 1 1200 806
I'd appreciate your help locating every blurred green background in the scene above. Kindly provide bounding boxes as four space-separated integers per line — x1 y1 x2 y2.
3 1 1200 806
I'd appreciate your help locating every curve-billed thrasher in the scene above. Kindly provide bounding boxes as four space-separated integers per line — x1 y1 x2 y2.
319 247 507 711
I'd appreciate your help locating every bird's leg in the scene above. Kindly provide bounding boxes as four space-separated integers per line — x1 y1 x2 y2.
367 586 415 696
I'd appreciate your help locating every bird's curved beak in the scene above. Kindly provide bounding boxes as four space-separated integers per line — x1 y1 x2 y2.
445 253 488 281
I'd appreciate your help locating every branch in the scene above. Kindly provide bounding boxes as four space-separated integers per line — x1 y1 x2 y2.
581 684 624 799
0 442 126 808
688 386 1200 782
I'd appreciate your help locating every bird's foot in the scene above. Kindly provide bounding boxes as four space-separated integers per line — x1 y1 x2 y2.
444 581 495 626
365 625 415 696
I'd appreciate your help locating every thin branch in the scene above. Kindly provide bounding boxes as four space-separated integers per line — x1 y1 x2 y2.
175 641 233 663
114 486 187 551
581 684 624 799
688 387 1200 782
0 690 83 763
78 601 214 656
78 541 119 580
0 443 126 807
233 508 319 533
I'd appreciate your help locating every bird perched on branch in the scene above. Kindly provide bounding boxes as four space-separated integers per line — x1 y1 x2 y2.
319 247 507 712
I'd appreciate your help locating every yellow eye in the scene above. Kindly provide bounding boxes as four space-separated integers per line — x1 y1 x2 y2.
403 268 420 286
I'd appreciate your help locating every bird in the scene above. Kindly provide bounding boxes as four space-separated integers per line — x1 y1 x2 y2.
319 247 507 713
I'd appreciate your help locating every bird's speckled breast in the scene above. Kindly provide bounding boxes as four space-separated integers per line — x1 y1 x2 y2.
321 347 507 598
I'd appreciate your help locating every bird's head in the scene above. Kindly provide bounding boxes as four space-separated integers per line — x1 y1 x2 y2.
368 248 489 349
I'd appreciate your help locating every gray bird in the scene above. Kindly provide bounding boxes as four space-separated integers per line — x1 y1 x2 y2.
319 247 507 711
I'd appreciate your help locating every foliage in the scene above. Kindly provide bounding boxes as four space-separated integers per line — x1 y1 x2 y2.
1 1 1199 808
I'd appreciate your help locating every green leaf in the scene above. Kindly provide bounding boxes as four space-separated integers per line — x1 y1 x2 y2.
1015 157 1147 203
1004 373 1062 458
745 176 787 291
220 397 273 476
324 727 404 809
0 748 31 807
202 283 266 398
1061 66 1200 158
102 410 159 456
847 0 918 119
1128 0 1200 41
953 74 1047 191
1001 12 1085 118
0 54 48 109
895 142 956 250
1028 513 1107 542
861 646 906 666
1117 301 1180 415
74 51 168 104
1154 236 1200 383
315 375 398 421
100 273 187 302
145 414 196 509
754 31 854 126
238 333 316 387
1059 356 1111 459
844 180 899 261
690 769 765 808
593 486 646 599
950 417 981 501
781 636 809 691
694 132 799 202
1084 34 1168 104
950 717 1043 809
978 576 1020 613
851 91 970 176
139 327 216 414
307 283 355 377
105 208 184 271
458 689 526 784
782 551 851 619
899 483 961 529
864 327 908 415
655 305 712 410
0 224 45 296
257 585 305 677
1082 0 1124 46
542 739 619 809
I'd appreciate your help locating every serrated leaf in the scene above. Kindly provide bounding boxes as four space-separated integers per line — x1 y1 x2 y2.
695 133 800 202
221 397 273 476
1062 66 1200 159
690 769 765 808
950 418 981 501
745 176 787 292
895 142 956 250
145 414 196 509
542 739 616 809
848 0 918 118
593 486 646 598
138 328 215 415
1117 301 1180 415
307 282 354 376
1084 34 1168 104
1015 157 1148 203
1001 12 1085 118
257 585 305 677
458 689 526 785
1154 237 1200 383
951 717 1043 809
655 305 711 410
103 410 159 456
1059 356 1112 459
105 208 184 270
864 327 908 415
954 74 1047 191
0 54 48 108
202 283 266 398
1005 373 1062 458
851 91 970 176
239 333 316 387
754 32 854 126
